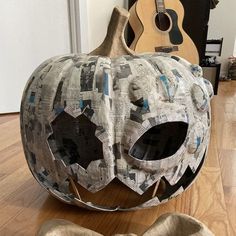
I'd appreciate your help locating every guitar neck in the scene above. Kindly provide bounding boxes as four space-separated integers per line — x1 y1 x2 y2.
155 0 166 13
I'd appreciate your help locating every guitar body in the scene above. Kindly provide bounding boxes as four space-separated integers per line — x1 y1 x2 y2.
129 0 199 64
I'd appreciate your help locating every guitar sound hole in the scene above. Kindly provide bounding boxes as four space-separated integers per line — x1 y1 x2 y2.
155 13 171 31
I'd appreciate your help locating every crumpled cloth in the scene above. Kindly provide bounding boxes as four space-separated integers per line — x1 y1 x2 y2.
37 213 214 236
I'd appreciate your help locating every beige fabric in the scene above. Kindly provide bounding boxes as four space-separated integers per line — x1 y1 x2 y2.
37 213 214 236
37 219 103 236
142 213 214 236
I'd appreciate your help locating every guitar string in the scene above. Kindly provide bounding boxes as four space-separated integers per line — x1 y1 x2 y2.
155 0 162 29
155 0 164 30
156 0 164 47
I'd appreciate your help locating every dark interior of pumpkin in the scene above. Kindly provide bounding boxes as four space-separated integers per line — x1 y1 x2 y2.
48 111 104 169
129 122 188 161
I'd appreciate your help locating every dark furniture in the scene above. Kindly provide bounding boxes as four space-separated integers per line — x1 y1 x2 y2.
202 63 221 95
202 39 223 95
205 38 224 57
179 0 210 64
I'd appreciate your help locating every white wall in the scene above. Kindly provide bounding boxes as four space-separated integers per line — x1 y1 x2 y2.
208 0 236 76
0 0 71 113
86 0 126 52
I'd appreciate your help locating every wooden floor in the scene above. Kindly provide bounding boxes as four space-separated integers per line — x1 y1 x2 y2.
0 81 235 236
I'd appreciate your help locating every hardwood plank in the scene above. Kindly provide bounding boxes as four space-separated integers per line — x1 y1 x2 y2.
220 149 236 187
0 114 18 125
221 122 236 151
223 186 236 236
0 141 22 166
213 82 236 152
0 159 25 182
0 118 20 151
0 178 44 228
204 129 220 168
190 167 230 236
0 193 54 236
213 81 236 236
0 145 25 181
0 165 31 202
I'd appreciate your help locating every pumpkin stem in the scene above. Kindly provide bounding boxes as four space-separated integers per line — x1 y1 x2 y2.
89 6 135 58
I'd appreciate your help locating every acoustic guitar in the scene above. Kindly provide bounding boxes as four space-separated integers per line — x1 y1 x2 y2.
129 0 199 64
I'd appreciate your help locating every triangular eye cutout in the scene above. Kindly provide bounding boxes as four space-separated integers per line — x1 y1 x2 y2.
129 122 188 161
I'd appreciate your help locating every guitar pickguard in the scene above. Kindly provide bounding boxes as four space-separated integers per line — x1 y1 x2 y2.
166 9 183 45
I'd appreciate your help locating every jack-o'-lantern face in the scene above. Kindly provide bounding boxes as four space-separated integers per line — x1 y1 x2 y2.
20 53 213 211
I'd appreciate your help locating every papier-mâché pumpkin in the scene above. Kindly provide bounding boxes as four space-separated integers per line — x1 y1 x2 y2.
20 7 213 211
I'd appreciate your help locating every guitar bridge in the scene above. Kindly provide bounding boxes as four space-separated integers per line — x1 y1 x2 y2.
155 46 179 53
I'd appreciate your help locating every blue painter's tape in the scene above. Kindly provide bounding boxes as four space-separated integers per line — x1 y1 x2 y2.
79 100 84 109
143 99 149 111
171 69 182 82
55 107 64 115
160 75 170 98
196 137 201 148
29 92 36 103
103 72 109 96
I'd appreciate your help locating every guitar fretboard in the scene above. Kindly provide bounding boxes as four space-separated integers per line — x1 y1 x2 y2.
155 0 166 13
